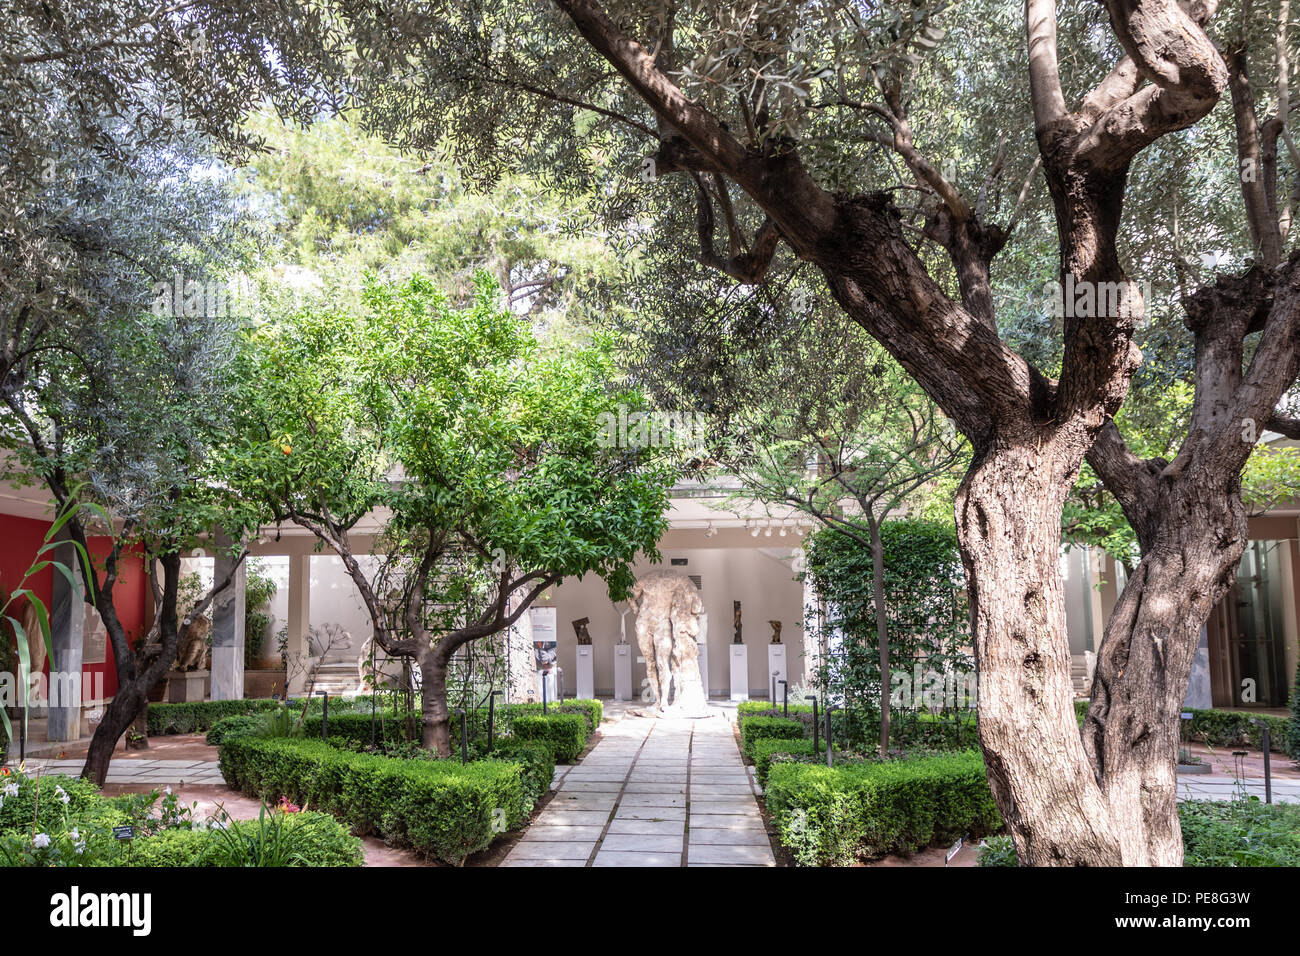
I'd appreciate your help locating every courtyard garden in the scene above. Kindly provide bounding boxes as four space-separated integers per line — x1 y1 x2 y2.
1 2 1300 918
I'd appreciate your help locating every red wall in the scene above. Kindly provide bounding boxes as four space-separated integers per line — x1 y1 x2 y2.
0 513 150 701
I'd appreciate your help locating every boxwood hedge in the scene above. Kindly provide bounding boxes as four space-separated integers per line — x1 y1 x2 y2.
765 750 1002 866
219 735 530 865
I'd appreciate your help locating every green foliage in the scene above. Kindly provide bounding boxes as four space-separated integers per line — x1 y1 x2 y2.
740 716 806 760
982 800 1300 867
218 735 529 865
765 751 1002 866
1180 709 1289 752
509 713 590 763
148 699 285 736
473 738 556 809
205 715 269 746
205 807 364 867
506 699 603 734
751 738 819 788
976 835 1018 867
244 566 279 667
1180 799 1300 867
803 519 972 747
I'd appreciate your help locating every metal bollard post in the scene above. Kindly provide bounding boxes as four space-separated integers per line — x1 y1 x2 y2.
316 690 329 741
779 680 788 717
825 704 840 766
458 709 468 765
488 690 503 749
542 674 549 714
806 695 819 754
1253 718 1273 804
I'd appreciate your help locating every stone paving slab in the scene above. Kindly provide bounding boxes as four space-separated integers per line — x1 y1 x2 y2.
500 704 777 868
592 850 682 866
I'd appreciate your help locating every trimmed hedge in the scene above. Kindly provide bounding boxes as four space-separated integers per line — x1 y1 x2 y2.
510 713 589 762
765 750 1002 866
508 699 603 735
751 737 819 788
219 735 529 864
473 738 556 808
1180 708 1289 753
148 695 378 736
148 699 284 735
740 716 805 760
205 715 267 746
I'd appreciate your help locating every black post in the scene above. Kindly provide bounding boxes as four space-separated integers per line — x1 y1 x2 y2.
779 680 788 717
542 674 549 714
316 691 329 741
806 695 819 754
826 704 839 766
488 690 503 749
458 708 468 765
1255 719 1273 804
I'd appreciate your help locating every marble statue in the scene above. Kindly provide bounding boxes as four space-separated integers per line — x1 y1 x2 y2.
626 570 709 717
175 614 210 671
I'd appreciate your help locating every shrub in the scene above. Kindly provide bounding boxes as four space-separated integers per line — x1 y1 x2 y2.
0 774 119 834
509 713 589 762
738 701 816 720
1180 799 1300 866
980 800 1300 867
204 809 364 867
977 834 1017 867
751 737 819 788
119 828 215 866
740 716 805 760
205 715 266 746
475 737 556 807
148 696 379 736
510 699 603 734
1180 709 1289 752
219 735 528 864
765 750 1002 866
1074 700 1089 725
147 699 283 735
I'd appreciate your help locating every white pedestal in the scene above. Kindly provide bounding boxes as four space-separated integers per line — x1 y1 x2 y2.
576 645 595 700
614 643 633 701
767 644 787 702
729 644 749 701
697 640 709 698
538 668 558 702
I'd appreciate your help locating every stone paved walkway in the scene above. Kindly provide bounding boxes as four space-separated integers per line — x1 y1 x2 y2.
503 707 775 867
15 757 224 786
1176 776 1300 804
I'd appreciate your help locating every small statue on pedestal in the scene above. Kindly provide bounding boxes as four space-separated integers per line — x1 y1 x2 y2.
572 617 592 645
733 600 743 644
769 620 782 644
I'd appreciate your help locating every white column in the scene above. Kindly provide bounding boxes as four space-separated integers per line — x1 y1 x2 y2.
209 532 246 700
286 552 311 696
46 532 84 741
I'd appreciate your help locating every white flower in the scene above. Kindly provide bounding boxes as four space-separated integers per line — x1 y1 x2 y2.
32 833 50 849
54 785 70 805
70 828 85 854
163 786 172 796
4 782 19 797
